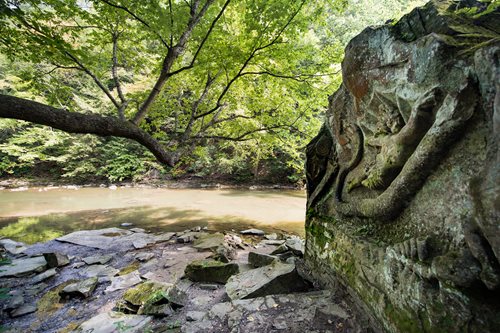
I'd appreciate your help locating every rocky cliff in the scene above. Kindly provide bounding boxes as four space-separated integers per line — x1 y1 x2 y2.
305 0 499 332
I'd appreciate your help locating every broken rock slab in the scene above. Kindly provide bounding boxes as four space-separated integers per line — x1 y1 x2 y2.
43 252 70 267
192 233 225 251
60 277 98 299
154 232 176 243
77 311 152 333
82 254 113 265
56 228 132 250
9 303 37 318
184 259 239 284
81 264 119 278
0 256 47 278
248 252 277 268
226 261 311 300
32 267 57 284
105 271 142 293
0 239 28 255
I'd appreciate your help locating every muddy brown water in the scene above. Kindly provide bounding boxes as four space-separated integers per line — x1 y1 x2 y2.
0 187 306 244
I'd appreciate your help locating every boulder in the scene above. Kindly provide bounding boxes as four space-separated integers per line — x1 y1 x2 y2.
0 256 47 277
304 0 500 331
43 252 70 268
56 228 132 249
284 238 305 256
59 277 98 298
226 261 310 300
184 259 239 284
118 281 184 317
248 252 277 268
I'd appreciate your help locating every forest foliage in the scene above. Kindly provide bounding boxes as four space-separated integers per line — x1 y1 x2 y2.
0 0 425 184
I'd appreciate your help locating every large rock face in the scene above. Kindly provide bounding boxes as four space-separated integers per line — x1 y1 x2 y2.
305 1 499 332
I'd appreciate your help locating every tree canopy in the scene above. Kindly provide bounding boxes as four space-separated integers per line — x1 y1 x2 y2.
0 0 425 183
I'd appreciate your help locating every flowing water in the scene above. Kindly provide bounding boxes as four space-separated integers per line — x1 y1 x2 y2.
0 187 306 244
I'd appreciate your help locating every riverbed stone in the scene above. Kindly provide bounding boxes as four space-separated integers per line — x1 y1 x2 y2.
43 252 70 267
32 267 57 284
105 271 142 293
240 229 265 236
5 294 24 312
0 256 47 277
82 264 119 278
135 252 155 262
10 303 37 318
248 252 277 268
60 277 98 298
77 311 152 333
119 281 181 316
56 227 132 249
192 233 225 250
130 228 146 233
0 239 28 255
285 238 305 256
154 232 176 243
226 261 310 300
186 310 206 321
82 254 112 265
184 259 239 284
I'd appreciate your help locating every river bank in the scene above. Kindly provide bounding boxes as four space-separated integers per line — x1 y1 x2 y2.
0 227 375 333
0 176 304 191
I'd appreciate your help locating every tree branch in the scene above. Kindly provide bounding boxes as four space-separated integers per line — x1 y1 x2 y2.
98 0 170 48
0 94 175 166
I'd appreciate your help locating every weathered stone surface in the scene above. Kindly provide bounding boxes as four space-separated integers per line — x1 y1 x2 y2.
10 304 37 317
56 227 132 249
186 310 206 321
32 267 57 284
82 254 112 265
118 281 182 317
105 271 142 293
305 1 500 332
81 264 119 278
76 311 152 333
5 294 24 312
240 229 265 236
154 232 176 243
184 259 239 284
43 252 70 267
135 252 155 262
226 262 310 300
192 233 225 250
284 238 304 256
248 252 277 268
0 239 27 255
0 256 47 277
177 231 201 243
60 277 98 298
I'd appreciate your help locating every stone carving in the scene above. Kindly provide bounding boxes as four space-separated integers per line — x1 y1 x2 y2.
305 1 500 332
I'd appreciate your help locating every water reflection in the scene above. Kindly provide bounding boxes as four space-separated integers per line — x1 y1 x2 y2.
0 188 306 244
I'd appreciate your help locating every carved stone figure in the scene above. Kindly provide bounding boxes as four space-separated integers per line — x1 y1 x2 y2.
305 1 500 332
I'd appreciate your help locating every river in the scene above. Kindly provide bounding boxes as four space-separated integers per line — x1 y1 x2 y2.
0 186 306 244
